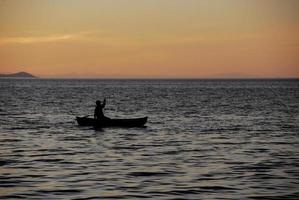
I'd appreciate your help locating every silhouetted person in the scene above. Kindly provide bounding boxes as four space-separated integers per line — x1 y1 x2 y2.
94 99 106 120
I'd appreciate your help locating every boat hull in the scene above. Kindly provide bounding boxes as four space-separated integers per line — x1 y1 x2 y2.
76 116 148 127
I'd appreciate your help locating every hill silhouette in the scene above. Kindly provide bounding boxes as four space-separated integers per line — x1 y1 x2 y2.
0 72 37 78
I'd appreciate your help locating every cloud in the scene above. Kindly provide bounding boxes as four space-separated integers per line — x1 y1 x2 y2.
0 30 111 45
0 34 76 44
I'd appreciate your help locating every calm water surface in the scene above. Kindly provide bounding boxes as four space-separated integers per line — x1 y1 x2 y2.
0 79 299 199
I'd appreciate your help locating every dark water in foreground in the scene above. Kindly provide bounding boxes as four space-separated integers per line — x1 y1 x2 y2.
0 79 299 199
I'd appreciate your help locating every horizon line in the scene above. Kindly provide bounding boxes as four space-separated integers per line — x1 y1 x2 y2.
1 71 299 79
1 76 299 80
36 75 299 79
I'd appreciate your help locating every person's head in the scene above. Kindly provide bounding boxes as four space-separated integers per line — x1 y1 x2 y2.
96 100 101 106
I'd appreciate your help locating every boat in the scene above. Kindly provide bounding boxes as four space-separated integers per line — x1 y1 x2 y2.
76 116 148 127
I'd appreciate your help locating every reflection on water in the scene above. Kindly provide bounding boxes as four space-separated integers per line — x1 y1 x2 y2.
0 79 299 199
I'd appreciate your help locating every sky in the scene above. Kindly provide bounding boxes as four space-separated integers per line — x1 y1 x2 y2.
0 0 298 78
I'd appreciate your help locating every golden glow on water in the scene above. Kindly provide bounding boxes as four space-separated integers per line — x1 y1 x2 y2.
0 188 25 196
0 0 298 78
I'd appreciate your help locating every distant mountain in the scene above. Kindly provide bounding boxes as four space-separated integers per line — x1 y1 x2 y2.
0 72 37 78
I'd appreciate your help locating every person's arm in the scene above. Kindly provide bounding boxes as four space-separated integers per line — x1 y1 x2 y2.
102 98 106 108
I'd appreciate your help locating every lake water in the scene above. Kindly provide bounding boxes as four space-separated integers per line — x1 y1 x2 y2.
0 79 298 199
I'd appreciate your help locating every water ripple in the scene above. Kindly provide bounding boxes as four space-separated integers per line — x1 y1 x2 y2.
0 79 298 199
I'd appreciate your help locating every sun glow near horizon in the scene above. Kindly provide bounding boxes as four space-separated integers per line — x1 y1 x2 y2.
0 0 298 78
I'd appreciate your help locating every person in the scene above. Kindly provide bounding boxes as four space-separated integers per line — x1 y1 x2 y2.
94 99 106 120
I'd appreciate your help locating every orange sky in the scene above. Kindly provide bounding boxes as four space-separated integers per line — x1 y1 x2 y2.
0 0 298 78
